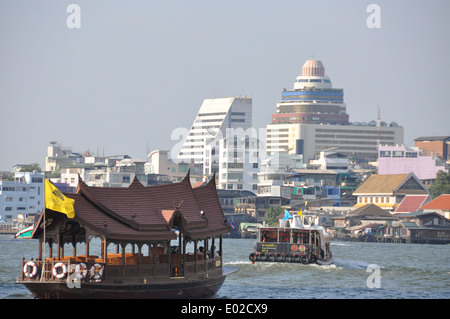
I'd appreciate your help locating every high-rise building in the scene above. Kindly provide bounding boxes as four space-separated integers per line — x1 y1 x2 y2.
177 97 252 175
267 58 404 162
273 59 348 125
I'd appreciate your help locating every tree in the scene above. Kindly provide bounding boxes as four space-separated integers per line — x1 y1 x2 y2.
19 163 42 172
264 206 283 226
430 170 450 199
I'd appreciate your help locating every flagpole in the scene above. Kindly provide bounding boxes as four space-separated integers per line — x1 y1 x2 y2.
41 176 46 282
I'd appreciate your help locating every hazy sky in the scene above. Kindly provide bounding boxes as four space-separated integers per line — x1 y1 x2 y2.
1 0 449 171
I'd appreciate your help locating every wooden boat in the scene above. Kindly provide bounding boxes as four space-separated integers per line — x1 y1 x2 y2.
15 225 34 239
17 173 236 299
249 215 332 265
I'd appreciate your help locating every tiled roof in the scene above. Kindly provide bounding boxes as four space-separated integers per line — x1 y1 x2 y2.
347 204 396 218
420 194 450 211
395 195 430 213
354 174 428 195
43 172 229 241
354 174 410 195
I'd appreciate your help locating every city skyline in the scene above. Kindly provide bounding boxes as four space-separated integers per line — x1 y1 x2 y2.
1 1 449 171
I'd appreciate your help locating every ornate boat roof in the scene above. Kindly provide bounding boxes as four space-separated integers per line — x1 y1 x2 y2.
33 172 229 241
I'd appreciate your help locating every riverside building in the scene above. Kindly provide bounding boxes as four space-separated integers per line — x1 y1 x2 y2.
266 58 403 162
0 171 44 219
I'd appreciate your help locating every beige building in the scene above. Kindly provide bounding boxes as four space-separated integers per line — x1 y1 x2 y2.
353 173 429 211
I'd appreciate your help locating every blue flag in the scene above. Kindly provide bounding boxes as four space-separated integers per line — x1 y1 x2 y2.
282 209 293 221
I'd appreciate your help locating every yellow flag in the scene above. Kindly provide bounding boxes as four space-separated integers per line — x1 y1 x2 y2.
304 201 308 208
45 179 75 218
297 209 303 218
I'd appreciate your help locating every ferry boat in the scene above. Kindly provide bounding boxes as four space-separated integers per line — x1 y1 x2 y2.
249 214 332 265
17 173 237 299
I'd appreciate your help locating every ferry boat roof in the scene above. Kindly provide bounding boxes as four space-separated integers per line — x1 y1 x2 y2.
32 172 229 242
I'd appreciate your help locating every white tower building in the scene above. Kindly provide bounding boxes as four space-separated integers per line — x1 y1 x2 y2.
177 97 252 175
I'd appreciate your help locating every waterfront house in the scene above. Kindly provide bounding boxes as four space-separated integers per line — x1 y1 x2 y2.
392 211 450 244
420 194 450 219
332 204 398 239
353 173 429 211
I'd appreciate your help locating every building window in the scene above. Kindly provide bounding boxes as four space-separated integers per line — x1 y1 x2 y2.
122 175 130 183
253 163 258 169
393 151 404 157
406 152 418 158
379 151 391 157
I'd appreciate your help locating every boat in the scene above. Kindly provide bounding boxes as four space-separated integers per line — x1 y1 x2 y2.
15 225 34 239
249 214 333 265
17 173 237 299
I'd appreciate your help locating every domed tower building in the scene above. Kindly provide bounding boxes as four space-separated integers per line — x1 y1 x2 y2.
272 59 349 125
266 58 403 163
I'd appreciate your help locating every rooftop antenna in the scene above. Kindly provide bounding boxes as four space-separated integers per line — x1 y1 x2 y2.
377 105 381 147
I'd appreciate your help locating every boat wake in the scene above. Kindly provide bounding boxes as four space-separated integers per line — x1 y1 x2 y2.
331 258 370 270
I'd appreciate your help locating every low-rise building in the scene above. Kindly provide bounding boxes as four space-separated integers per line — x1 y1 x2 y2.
0 171 44 218
377 144 447 185
218 137 260 192
353 173 429 211
420 194 450 219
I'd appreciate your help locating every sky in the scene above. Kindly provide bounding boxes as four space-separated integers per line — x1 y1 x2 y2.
1 0 449 171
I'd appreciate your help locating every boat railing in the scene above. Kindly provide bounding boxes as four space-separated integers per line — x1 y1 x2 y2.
20 255 223 283
20 257 105 284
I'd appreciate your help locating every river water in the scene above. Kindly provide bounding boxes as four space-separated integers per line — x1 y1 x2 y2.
1 235 449 299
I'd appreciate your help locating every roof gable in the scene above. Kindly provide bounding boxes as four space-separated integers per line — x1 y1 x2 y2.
395 195 431 213
348 204 396 218
421 194 450 211
354 173 428 195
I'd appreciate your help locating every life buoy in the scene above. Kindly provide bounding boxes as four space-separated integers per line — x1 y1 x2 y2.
301 255 309 265
75 263 88 279
52 262 67 279
298 245 306 252
249 253 257 262
90 263 103 280
23 261 38 278
275 253 283 262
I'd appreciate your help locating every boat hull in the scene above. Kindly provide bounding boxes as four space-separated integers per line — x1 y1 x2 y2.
20 274 227 299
